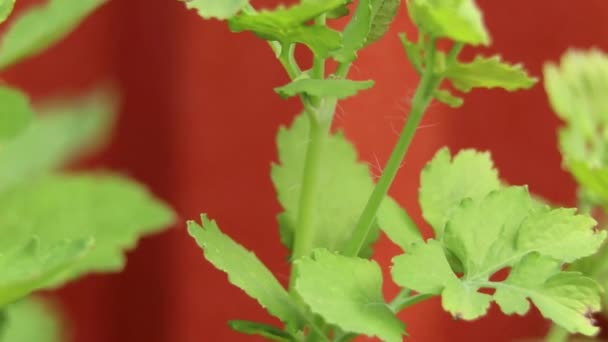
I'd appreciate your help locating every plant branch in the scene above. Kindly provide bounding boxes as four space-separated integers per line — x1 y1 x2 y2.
389 293 434 313
344 37 445 257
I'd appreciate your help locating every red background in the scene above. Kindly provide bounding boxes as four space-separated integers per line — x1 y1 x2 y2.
3 0 608 341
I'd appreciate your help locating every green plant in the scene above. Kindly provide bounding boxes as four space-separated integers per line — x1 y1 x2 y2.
0 0 174 340
183 0 606 341
542 49 608 342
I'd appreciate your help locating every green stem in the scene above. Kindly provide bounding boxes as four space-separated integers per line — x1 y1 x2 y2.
545 325 569 342
344 38 442 257
279 44 302 80
389 293 434 313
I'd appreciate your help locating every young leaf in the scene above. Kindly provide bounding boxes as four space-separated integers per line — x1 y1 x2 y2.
228 0 347 57
180 0 250 20
0 174 174 288
332 0 372 63
406 0 490 46
0 89 115 192
0 0 106 70
434 89 464 108
419 148 500 238
275 79 374 99
272 114 409 257
188 215 301 324
0 298 61 342
399 33 422 73
228 320 295 342
0 86 33 142
295 249 405 342
393 185 606 335
0 0 15 24
445 56 538 92
366 0 401 45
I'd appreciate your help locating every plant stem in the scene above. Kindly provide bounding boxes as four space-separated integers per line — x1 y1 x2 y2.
389 292 434 313
545 325 569 342
344 38 442 257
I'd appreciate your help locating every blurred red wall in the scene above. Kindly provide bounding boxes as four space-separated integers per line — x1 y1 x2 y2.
4 0 608 341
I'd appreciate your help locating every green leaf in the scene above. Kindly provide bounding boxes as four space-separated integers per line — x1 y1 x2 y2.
228 0 347 57
406 0 489 46
0 298 62 342
399 32 422 73
445 55 537 92
0 238 91 307
296 249 405 342
0 86 33 142
376 197 423 251
272 114 402 257
0 174 174 289
275 79 374 99
393 185 606 335
0 0 15 24
419 148 500 238
326 1 352 19
180 0 249 20
228 320 294 342
0 89 115 192
0 0 106 70
544 49 608 204
333 0 372 63
434 89 464 108
188 215 301 324
366 0 400 45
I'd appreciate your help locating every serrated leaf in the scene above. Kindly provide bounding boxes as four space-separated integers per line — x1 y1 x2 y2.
228 0 346 57
0 89 115 192
180 0 249 20
406 0 489 46
0 298 61 342
296 249 405 342
393 182 606 335
366 0 400 45
275 79 374 99
419 147 500 238
0 0 106 70
229 320 294 342
0 174 174 288
333 0 372 63
434 89 464 108
0 86 33 142
272 114 404 257
445 55 537 92
188 215 301 324
544 49 608 204
0 0 15 24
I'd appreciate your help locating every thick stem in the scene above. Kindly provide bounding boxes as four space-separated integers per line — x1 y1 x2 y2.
343 60 441 256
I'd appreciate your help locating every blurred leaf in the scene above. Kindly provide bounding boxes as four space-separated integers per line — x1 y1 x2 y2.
366 0 400 45
0 298 62 342
275 78 374 99
434 89 463 108
0 0 15 24
332 0 372 63
295 249 405 342
180 0 250 20
446 55 537 92
406 0 489 45
0 86 32 142
0 89 116 192
0 0 106 70
229 320 295 342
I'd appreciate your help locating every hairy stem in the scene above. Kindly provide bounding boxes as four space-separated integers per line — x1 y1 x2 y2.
344 38 443 257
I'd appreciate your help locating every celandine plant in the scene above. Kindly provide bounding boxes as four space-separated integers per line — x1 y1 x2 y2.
0 0 174 340
182 0 606 341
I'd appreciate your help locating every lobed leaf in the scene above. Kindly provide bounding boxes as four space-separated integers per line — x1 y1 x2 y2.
445 55 537 93
406 0 489 46
296 249 405 342
180 0 249 20
0 0 106 70
0 86 33 142
275 78 374 99
188 215 301 324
